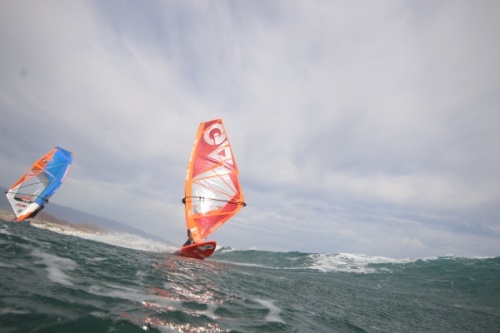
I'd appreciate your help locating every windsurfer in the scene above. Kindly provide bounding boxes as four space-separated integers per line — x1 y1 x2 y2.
29 204 45 219
28 199 48 219
181 197 193 246
182 229 194 246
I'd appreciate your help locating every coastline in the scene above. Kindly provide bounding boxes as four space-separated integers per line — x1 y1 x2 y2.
0 208 103 235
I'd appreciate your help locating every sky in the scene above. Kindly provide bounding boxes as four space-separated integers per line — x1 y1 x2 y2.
1 0 499 259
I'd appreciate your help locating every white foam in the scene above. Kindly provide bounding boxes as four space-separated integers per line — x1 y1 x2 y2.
31 223 176 253
201 303 219 319
0 308 30 315
213 259 266 268
88 282 181 309
31 248 77 286
71 232 177 253
0 228 12 236
0 262 16 268
255 299 285 323
309 253 412 273
90 311 107 319
85 257 107 262
216 246 236 253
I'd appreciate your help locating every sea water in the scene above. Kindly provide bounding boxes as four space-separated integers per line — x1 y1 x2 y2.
1 220 499 332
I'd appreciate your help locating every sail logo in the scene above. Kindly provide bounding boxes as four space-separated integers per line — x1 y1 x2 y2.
15 195 32 203
204 123 234 167
204 122 227 146
197 244 215 251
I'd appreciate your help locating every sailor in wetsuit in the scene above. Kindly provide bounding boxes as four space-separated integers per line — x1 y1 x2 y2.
28 199 49 219
183 229 194 247
181 196 194 246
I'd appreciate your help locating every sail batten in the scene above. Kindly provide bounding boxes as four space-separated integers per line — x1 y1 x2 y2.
184 119 246 244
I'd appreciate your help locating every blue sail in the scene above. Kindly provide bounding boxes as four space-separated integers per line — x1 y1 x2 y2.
36 147 73 205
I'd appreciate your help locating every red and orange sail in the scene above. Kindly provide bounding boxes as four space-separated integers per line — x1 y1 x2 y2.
183 119 246 243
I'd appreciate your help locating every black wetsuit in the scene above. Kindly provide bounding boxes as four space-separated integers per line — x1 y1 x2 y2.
183 229 194 246
29 204 45 219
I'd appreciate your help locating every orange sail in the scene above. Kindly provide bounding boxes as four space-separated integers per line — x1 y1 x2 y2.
183 119 246 244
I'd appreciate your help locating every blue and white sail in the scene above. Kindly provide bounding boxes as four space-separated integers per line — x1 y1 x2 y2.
5 146 73 222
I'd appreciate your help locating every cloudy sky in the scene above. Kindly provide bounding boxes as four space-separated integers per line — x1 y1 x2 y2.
1 0 499 258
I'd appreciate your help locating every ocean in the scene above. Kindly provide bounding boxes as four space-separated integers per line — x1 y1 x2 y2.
1 220 499 333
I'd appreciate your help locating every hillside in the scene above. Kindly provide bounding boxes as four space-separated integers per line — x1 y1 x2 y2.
1 186 169 243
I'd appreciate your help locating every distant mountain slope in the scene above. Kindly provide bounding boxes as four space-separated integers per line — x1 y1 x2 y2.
1 186 169 244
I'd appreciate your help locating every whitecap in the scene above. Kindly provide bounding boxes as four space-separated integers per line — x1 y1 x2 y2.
201 303 219 319
0 262 16 268
72 232 176 253
255 299 285 323
88 282 181 309
308 252 412 274
31 248 77 286
0 228 12 236
0 308 31 315
31 224 176 253
85 256 107 262
216 246 236 253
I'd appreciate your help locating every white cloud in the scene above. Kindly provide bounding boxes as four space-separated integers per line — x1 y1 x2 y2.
1 0 499 258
